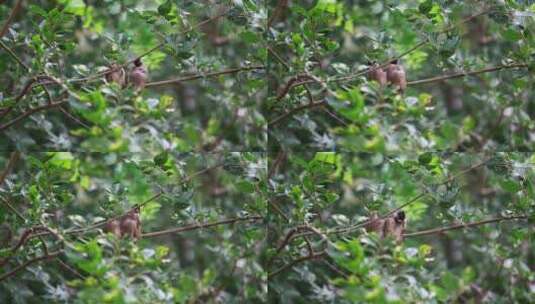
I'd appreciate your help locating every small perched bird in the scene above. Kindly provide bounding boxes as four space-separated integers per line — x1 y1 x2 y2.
364 211 406 243
367 62 387 87
105 63 126 88
104 207 142 240
129 59 148 91
386 60 407 94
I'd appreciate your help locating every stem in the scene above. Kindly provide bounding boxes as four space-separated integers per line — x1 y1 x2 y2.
407 64 528 86
0 39 30 71
0 0 23 38
0 78 37 120
141 215 263 238
0 250 62 282
0 101 67 131
0 151 20 187
268 100 326 127
403 215 528 238
0 197 26 221
145 66 265 87
268 251 325 279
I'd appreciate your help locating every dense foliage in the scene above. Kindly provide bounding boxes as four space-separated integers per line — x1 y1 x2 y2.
1 0 535 303
267 152 534 303
267 0 535 151
0 152 267 303
0 0 265 151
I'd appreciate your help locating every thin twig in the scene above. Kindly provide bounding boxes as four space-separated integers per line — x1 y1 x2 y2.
0 151 20 187
276 74 326 101
268 99 326 127
33 164 226 238
0 101 68 131
56 258 85 279
267 0 288 28
269 199 289 221
0 39 30 71
145 66 264 87
59 105 90 129
303 235 314 255
0 250 62 282
0 78 37 120
321 106 348 126
330 40 428 84
407 64 528 86
0 197 26 222
267 46 290 70
0 225 61 268
268 225 328 267
403 215 528 238
268 150 286 180
180 163 224 185
141 215 263 238
322 259 349 278
131 8 232 65
479 107 505 148
268 251 325 279
0 0 23 38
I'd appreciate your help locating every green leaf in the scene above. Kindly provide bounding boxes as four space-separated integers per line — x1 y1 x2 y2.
501 179 521 193
157 0 173 17
313 152 337 165
440 272 459 293
418 152 433 165
236 180 256 193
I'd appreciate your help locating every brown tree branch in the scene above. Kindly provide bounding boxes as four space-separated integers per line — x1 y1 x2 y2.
141 215 263 238
59 105 91 129
0 39 30 71
407 64 528 86
403 215 528 238
145 65 265 87
0 226 56 268
0 250 62 282
330 40 428 84
0 78 37 120
60 191 165 235
56 258 85 279
0 197 25 221
268 99 326 127
322 259 349 278
267 46 290 70
267 0 288 28
0 101 68 131
0 0 23 38
268 251 325 279
276 73 325 101
268 225 327 267
0 151 20 187
268 199 290 223
268 150 286 180
269 227 298 267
